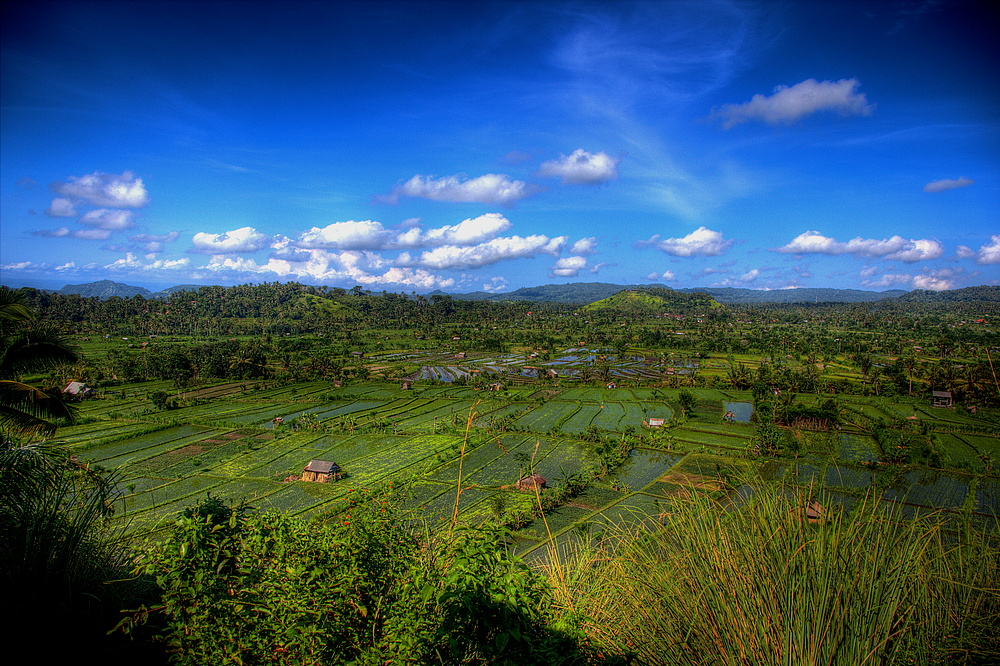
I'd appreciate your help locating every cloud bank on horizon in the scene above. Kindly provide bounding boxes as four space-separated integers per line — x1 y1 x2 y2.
1 0 997 294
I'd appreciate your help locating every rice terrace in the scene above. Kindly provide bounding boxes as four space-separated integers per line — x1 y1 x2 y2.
3 280 999 664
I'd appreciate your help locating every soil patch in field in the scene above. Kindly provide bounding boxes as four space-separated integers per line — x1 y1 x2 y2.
170 444 207 456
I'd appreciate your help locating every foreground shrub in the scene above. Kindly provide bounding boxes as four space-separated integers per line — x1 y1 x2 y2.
569 485 1000 665
123 493 588 665
0 440 139 654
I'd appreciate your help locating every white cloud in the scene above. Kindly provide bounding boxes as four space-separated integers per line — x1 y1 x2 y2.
911 273 954 291
860 266 967 291
396 235 567 270
393 213 512 248
711 78 874 129
45 198 77 217
570 237 598 255
385 173 537 205
923 177 974 193
482 277 509 293
79 208 135 230
774 231 944 262
550 256 587 277
51 171 150 208
959 235 1000 265
190 226 271 254
646 270 676 281
295 220 388 251
538 149 620 185
104 253 192 271
643 226 733 257
196 248 458 290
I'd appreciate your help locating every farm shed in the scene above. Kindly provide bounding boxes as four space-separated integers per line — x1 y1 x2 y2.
645 417 665 427
932 391 954 408
62 381 93 398
301 460 343 483
804 499 823 524
516 473 547 491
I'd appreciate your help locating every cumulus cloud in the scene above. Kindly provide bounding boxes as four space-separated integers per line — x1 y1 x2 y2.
923 177 974 193
384 173 537 205
538 149 620 185
860 266 968 291
570 237 598 255
642 226 733 257
550 256 587 277
774 231 943 262
957 235 1000 265
482 277 509 293
190 226 272 254
51 171 150 208
396 235 567 270
710 78 874 129
105 253 192 271
295 220 389 251
79 208 135 231
45 198 77 217
393 213 512 248
646 270 676 281
194 248 458 291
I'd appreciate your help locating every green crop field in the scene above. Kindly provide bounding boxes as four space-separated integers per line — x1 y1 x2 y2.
44 371 999 544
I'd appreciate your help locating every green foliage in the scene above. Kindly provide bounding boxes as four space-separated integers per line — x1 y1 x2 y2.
0 440 135 644
678 389 696 416
123 493 587 665
580 287 721 314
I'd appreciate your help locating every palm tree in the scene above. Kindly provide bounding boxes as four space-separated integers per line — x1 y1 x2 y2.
0 287 78 440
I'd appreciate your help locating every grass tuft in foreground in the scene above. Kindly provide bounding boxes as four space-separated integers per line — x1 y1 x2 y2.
562 484 1000 665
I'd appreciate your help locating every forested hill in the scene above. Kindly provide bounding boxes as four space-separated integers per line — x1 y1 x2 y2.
58 280 154 299
580 287 722 313
890 285 1000 303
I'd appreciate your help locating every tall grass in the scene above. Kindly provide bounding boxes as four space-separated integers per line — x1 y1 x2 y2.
559 485 999 665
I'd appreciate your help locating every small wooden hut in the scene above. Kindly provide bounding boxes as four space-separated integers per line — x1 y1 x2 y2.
301 459 343 483
804 499 824 525
516 473 547 491
932 390 954 408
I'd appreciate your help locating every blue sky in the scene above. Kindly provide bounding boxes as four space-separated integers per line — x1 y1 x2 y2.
2 0 997 294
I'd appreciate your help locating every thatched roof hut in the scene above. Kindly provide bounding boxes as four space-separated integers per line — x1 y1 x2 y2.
301 459 342 483
516 473 547 491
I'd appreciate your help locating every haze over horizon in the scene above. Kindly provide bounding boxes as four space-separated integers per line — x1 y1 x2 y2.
2 0 998 294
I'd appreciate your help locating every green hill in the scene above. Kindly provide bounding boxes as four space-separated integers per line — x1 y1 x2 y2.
580 287 722 313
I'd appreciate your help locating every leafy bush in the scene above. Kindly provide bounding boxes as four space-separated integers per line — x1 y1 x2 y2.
123 493 588 665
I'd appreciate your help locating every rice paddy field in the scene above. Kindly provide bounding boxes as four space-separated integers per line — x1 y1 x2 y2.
63 376 1000 547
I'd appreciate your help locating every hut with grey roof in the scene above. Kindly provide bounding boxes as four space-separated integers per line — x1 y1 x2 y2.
301 460 343 483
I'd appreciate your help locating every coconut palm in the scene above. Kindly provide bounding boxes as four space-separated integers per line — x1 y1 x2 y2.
0 287 78 440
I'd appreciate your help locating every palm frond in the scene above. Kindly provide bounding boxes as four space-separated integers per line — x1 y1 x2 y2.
0 380 77 438
0 327 79 378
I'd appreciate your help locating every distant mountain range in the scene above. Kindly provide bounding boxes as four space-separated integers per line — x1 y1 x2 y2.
439 282 912 305
10 279 999 305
